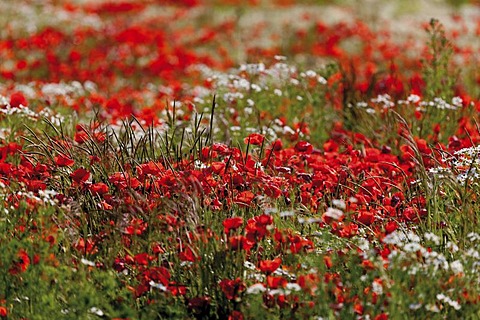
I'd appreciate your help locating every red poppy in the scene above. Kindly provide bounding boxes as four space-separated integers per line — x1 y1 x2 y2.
9 91 28 108
9 249 30 274
169 283 187 296
98 200 113 210
147 266 170 286
357 211 375 225
259 257 281 274
256 214 273 226
109 172 141 189
266 275 287 289
244 133 265 146
298 273 319 294
403 207 418 221
90 182 109 195
27 180 47 192
271 139 283 151
219 278 246 300
54 154 75 167
324 256 333 269
137 161 164 177
264 184 282 198
70 168 90 183
374 313 389 320
179 246 197 262
74 130 89 144
385 221 398 234
234 190 255 206
0 306 6 317
294 141 313 153
124 218 148 236
223 217 243 234
228 310 244 320
134 253 151 266
228 235 254 251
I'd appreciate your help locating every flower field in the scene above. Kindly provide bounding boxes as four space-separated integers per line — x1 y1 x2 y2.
1 0 480 319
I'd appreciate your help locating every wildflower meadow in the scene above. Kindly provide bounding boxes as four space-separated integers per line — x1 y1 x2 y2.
0 0 480 319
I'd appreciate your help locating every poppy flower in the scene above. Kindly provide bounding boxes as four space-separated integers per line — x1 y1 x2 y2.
179 246 197 262
234 190 255 207
9 249 30 274
357 211 375 225
264 184 282 198
137 161 163 177
9 91 28 108
27 180 47 192
271 139 283 151
54 154 75 167
244 133 265 146
134 253 151 266
294 141 313 153
374 313 389 320
259 257 281 274
70 168 90 183
228 235 254 251
223 217 243 234
147 266 170 286
219 278 246 300
324 255 333 269
256 214 273 226
74 130 89 144
228 311 244 320
90 182 109 195
266 275 287 289
385 221 398 234
124 218 148 235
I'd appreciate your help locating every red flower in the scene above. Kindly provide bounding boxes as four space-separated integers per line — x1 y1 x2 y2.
9 249 30 274
234 191 255 207
357 211 375 225
169 283 187 296
109 172 141 189
74 130 89 144
223 217 243 234
271 139 283 151
134 253 151 266
385 221 398 234
0 306 7 317
124 218 148 235
256 214 273 226
54 154 75 167
294 141 313 153
219 278 246 300
90 182 109 195
266 275 287 289
403 207 418 221
27 180 47 192
228 310 244 320
98 200 112 210
137 161 164 177
259 257 281 274
70 168 90 183
264 184 281 198
324 255 333 269
244 133 265 146
9 91 28 108
374 313 389 320
298 273 319 294
228 235 254 251
179 246 197 262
